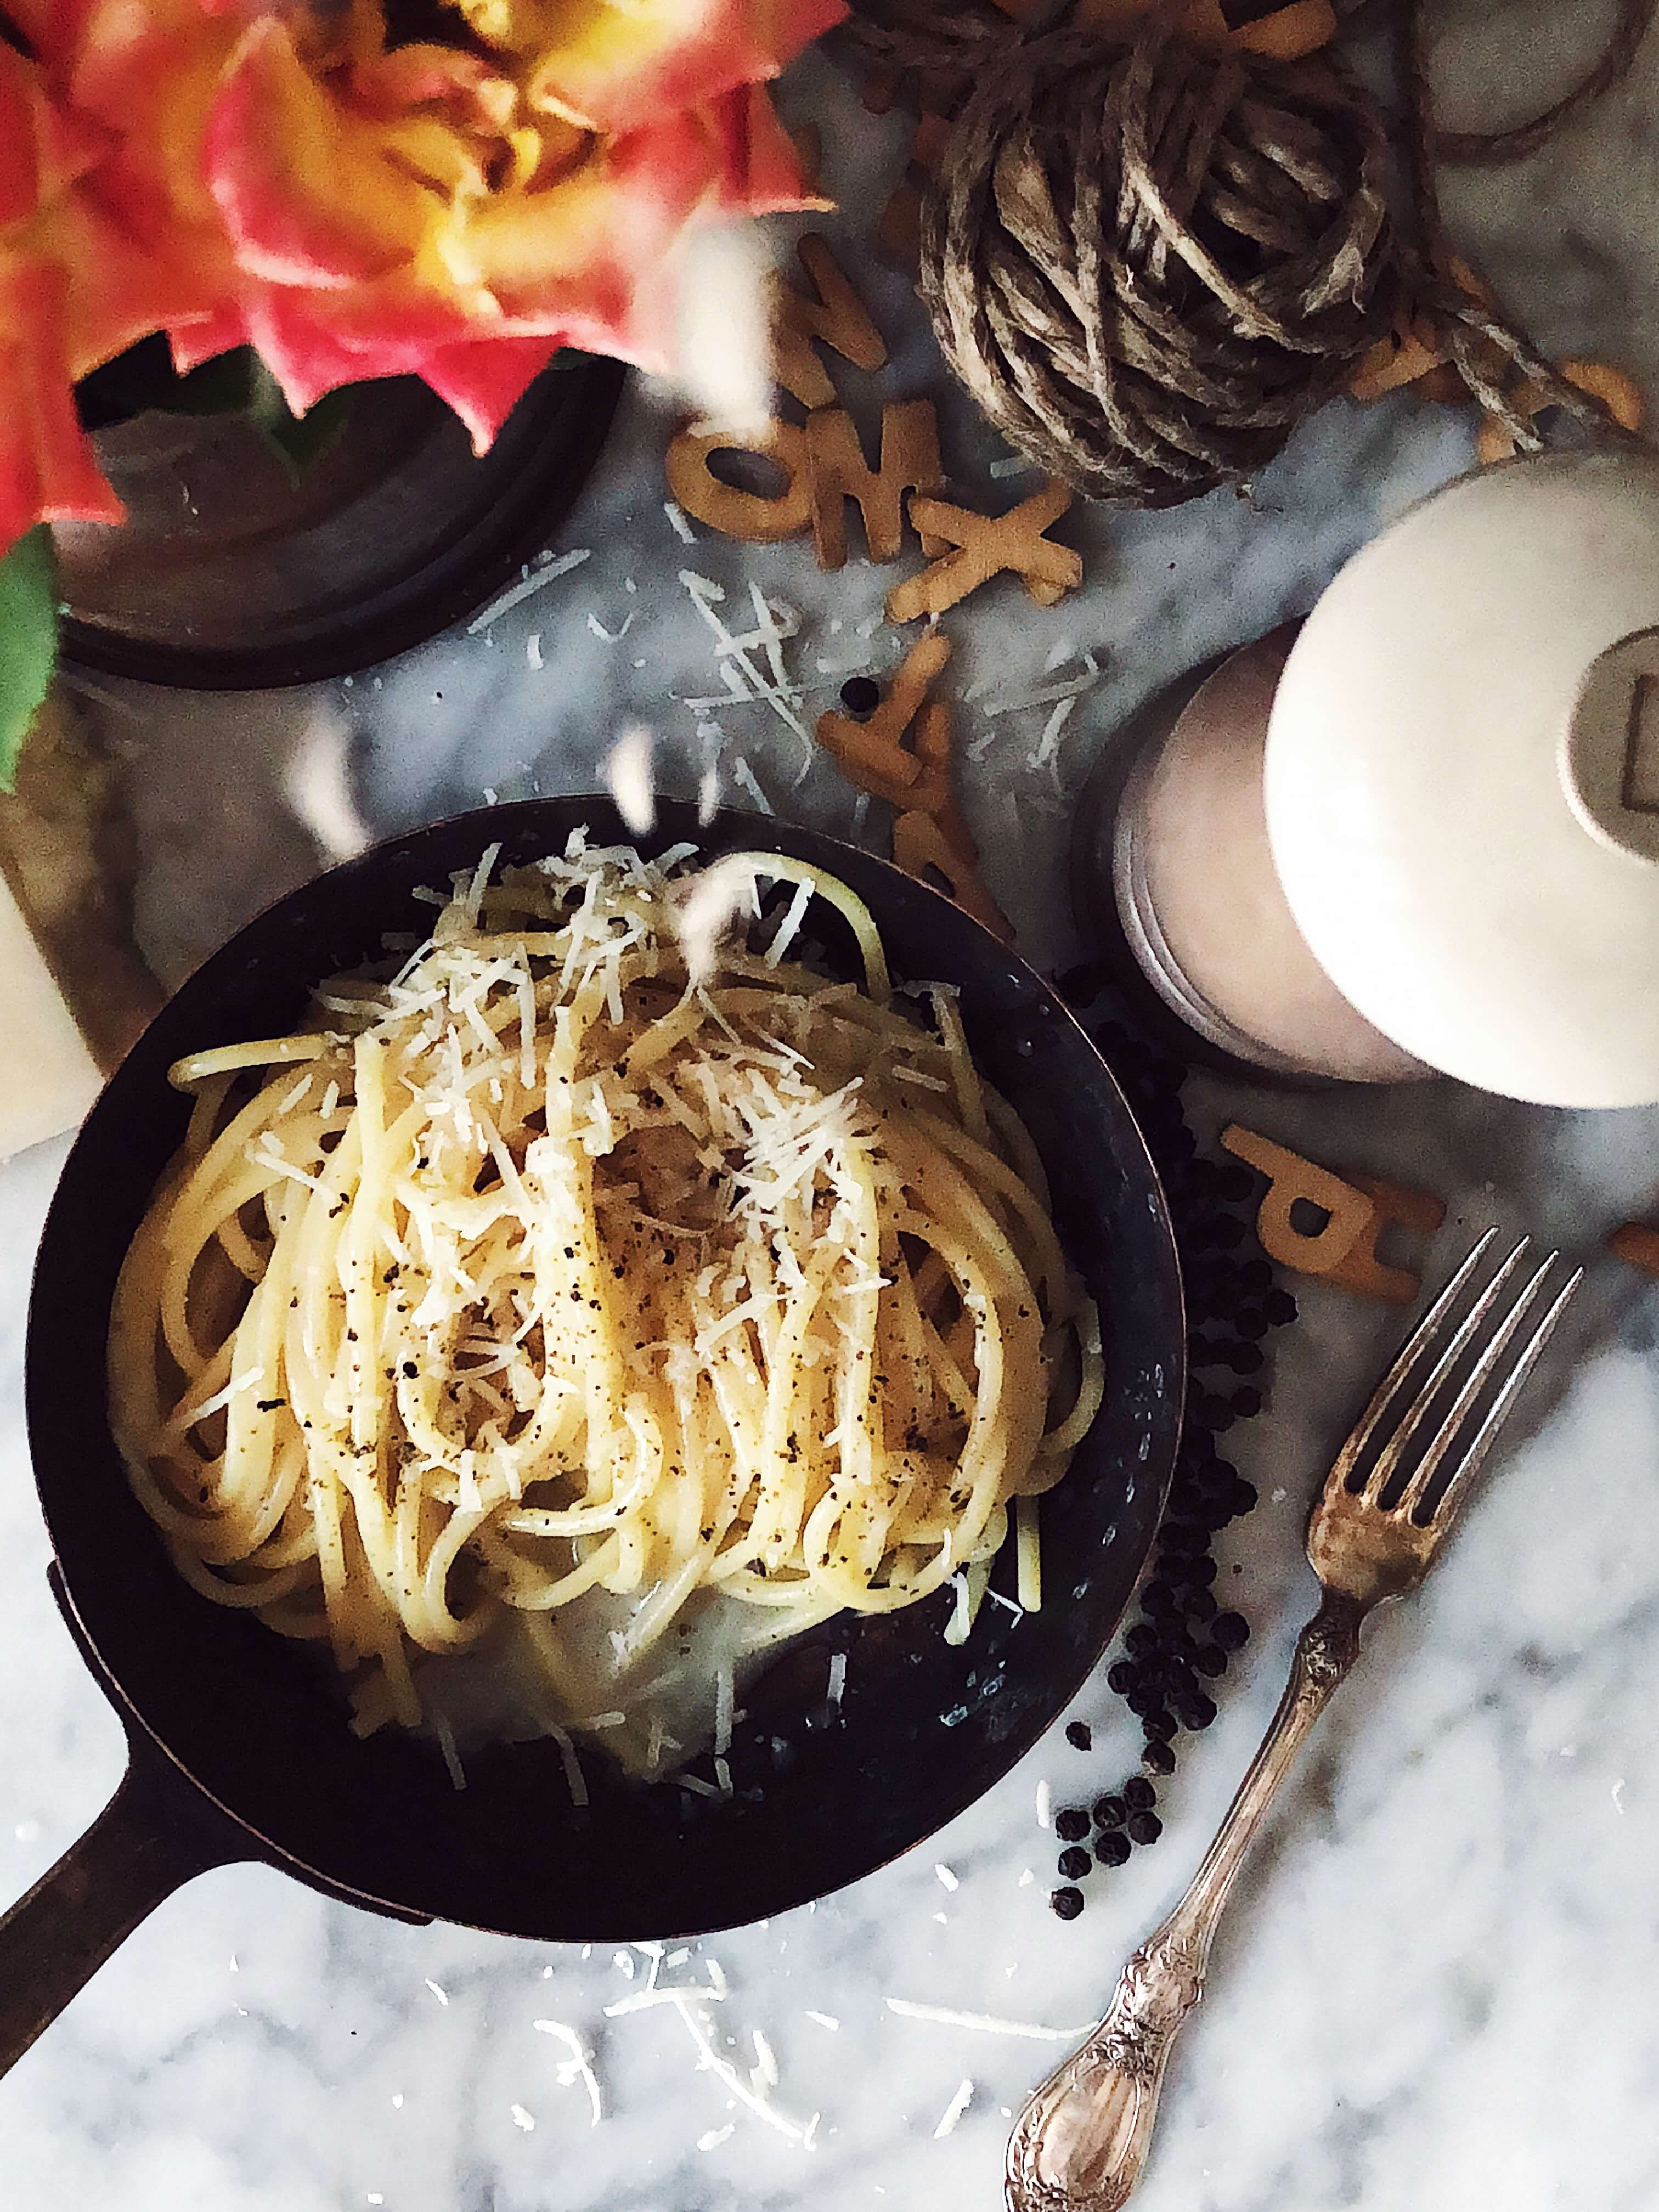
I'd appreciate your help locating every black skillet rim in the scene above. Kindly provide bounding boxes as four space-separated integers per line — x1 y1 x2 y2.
26 799 1186 1939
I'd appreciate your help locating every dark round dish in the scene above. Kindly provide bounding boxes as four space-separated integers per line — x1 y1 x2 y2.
0 797 1183 2075
53 356 625 691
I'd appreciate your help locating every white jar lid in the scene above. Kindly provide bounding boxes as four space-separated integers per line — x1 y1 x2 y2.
1265 450 1659 1109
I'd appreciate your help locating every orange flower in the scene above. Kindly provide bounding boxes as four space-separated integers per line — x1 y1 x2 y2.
0 30 196 532
0 0 840 554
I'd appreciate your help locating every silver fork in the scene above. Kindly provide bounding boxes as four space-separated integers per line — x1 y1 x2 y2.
1006 1231 1581 2212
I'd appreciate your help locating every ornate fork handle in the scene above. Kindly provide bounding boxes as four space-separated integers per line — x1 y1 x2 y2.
1006 1594 1365 2212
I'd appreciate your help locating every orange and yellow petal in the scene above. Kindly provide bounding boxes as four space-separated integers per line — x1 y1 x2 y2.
167 304 252 376
206 19 441 285
500 0 846 137
0 0 101 76
703 81 825 217
0 253 125 539
416 333 565 448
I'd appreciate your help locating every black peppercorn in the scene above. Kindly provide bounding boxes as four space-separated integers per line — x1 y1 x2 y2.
1126 1809 1163 1846
1238 1257 1272 1293
1141 1707 1177 1741
1141 1579 1178 1617
1107 1658 1138 1695
1095 1830 1131 1869
1263 1286 1298 1325
1184 1587 1217 1625
1231 1385 1263 1419
1050 1885 1085 1920
1125 1622 1159 1657
838 674 881 716
1092 1793 1127 1828
1178 1690 1219 1730
1057 1846 1092 1881
1192 1644 1228 1679
1228 1477 1260 1516
1142 1739 1176 1775
1065 1720 1093 1751
1212 1610 1250 1651
1054 1807 1090 1843
1123 1776 1156 1812
1159 1519 1207 1557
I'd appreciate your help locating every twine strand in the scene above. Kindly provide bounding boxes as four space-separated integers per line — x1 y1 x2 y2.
1400 0 1645 455
855 0 1654 503
919 24 1393 503
1435 0 1657 166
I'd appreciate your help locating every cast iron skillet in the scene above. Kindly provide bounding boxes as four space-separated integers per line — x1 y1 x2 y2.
0 798 1184 2077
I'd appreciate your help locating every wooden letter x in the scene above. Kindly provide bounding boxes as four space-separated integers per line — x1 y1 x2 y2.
887 479 1082 622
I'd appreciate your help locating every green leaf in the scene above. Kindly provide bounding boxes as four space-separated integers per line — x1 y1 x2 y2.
0 529 59 793
76 339 354 479
244 357 354 482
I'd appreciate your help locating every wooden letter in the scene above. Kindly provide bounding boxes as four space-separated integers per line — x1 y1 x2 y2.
893 810 1012 941
665 421 811 542
887 479 1082 622
1479 357 1645 465
806 400 943 568
1611 1223 1659 1278
815 631 953 809
1220 1127 1446 1305
1232 1 1336 60
771 235 887 410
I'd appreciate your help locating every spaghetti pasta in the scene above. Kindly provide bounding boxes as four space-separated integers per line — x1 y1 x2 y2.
108 834 1103 1778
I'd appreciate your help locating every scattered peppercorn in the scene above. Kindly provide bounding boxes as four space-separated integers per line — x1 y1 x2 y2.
1057 1846 1092 1881
1040 989 1292 1872
1065 1720 1093 1751
1054 1806 1091 1843
1050 1886 1085 1921
839 675 881 716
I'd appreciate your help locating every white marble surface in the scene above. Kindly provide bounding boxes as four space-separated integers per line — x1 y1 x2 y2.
8 10 1659 2208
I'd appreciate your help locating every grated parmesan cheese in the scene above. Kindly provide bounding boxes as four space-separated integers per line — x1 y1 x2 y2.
601 725 656 836
533 2018 604 2126
885 1999 1093 2041
933 2079 974 2138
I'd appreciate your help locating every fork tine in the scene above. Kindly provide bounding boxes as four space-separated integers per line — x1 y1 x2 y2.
1404 1261 1582 1531
1328 1227 1502 1493
1355 1234 1531 1505
1386 1250 1554 1519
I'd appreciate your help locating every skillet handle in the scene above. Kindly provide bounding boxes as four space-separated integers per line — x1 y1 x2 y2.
0 1721 252 2080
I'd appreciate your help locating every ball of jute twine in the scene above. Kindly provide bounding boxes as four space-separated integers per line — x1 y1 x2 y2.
917 20 1394 504
835 0 1023 114
848 0 1655 504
